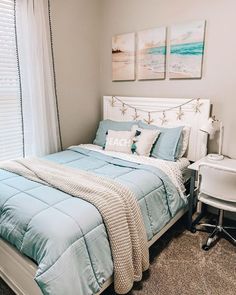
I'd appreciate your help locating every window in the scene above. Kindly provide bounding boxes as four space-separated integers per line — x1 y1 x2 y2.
0 0 24 161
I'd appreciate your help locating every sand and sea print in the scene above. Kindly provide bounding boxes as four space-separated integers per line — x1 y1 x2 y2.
112 33 135 81
137 27 166 80
112 21 206 81
169 20 206 79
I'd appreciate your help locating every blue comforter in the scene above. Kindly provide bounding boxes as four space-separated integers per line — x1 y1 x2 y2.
0 147 186 295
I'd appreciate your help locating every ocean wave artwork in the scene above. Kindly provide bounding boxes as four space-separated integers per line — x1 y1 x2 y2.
137 27 167 80
112 33 135 81
169 20 206 79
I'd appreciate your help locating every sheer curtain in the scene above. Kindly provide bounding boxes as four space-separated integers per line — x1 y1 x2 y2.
16 0 62 157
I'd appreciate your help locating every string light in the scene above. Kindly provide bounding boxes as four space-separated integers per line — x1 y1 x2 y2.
193 98 203 113
160 111 168 125
132 108 140 121
110 96 202 121
110 96 115 107
120 103 127 115
144 112 154 125
176 106 184 120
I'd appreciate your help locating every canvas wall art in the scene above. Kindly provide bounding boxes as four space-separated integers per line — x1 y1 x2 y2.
169 20 206 79
112 33 135 81
137 27 166 80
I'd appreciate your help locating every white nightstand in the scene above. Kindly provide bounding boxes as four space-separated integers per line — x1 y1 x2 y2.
187 156 236 231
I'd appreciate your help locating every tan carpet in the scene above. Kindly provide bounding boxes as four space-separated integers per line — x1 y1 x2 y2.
103 218 236 295
1 217 236 295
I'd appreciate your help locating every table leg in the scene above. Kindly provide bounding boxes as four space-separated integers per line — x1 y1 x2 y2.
188 170 196 231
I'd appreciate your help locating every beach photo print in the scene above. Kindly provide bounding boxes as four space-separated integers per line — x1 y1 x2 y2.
137 27 167 80
169 20 206 79
112 33 135 81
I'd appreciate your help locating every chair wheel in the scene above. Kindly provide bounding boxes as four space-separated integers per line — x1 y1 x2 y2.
202 244 210 251
190 227 197 233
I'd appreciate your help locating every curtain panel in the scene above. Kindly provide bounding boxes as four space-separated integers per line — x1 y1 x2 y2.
16 0 62 157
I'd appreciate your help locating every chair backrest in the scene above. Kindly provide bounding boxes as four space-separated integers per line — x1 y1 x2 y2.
199 163 236 203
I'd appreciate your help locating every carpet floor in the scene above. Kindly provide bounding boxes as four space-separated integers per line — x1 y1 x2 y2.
1 217 236 295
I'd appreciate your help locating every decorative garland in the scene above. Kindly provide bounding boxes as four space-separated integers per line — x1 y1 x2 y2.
110 96 203 125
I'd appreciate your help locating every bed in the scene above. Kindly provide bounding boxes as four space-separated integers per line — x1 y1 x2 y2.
0 96 211 295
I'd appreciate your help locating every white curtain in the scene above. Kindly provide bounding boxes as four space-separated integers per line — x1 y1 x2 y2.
16 0 62 156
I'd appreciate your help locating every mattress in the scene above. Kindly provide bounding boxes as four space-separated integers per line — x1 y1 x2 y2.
0 145 187 295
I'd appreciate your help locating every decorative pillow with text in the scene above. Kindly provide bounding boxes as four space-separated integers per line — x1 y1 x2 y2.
105 130 136 154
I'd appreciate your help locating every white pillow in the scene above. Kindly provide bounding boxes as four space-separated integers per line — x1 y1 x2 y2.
132 125 160 157
179 126 191 158
105 130 136 154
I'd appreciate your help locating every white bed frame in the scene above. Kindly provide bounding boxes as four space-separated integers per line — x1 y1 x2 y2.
0 96 211 295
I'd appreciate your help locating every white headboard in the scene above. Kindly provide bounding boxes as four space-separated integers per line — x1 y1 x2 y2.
103 96 211 162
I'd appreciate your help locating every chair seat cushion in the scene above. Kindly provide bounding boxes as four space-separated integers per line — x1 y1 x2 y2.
199 193 236 212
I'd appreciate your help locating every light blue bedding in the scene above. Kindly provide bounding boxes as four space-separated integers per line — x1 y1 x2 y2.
0 147 186 295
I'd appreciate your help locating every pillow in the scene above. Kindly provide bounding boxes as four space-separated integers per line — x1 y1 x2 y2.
131 125 160 157
104 130 136 154
138 122 183 161
176 126 191 158
93 120 138 147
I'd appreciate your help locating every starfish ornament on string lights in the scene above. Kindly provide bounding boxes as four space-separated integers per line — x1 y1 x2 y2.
120 103 127 116
160 111 168 125
110 96 115 107
176 106 184 120
193 98 203 113
132 108 140 121
108 96 201 124
144 112 154 125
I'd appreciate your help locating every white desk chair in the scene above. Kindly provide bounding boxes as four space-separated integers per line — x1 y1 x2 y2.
198 163 236 250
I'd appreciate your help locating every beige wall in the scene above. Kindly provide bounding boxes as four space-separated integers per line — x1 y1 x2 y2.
51 0 236 157
50 0 101 149
100 0 236 158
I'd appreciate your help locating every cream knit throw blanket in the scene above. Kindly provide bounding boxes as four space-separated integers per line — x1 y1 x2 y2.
0 158 149 294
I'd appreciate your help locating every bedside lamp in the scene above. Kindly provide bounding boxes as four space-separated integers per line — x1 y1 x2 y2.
200 117 224 161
